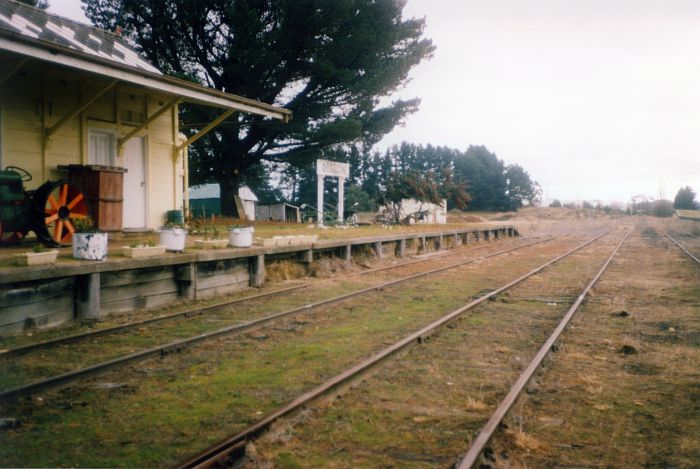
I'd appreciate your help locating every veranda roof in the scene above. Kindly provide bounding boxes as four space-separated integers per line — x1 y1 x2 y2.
0 0 291 121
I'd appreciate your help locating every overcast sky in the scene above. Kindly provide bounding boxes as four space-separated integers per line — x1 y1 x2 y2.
49 0 700 204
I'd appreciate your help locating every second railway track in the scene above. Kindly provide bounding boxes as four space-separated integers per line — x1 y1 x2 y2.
665 231 700 264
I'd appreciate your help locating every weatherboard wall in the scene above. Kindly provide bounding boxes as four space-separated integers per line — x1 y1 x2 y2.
0 56 183 229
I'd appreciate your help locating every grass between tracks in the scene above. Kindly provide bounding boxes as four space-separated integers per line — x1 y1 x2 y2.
0 237 576 467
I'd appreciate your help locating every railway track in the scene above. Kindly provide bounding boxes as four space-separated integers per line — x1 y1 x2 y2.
0 235 562 401
0 235 531 357
176 229 622 468
484 228 700 467
665 232 700 264
457 231 630 468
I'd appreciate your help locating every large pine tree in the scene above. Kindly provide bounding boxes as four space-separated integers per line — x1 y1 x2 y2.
83 0 434 215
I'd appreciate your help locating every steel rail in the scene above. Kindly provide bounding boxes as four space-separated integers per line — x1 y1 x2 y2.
0 235 562 402
177 230 613 469
665 232 700 265
0 234 532 358
457 230 630 469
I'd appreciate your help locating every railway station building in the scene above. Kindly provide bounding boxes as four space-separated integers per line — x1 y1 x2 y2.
0 0 290 240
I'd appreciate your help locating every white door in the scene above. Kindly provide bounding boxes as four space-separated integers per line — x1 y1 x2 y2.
122 137 147 229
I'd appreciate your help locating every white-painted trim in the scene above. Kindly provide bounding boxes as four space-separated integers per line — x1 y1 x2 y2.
0 37 291 121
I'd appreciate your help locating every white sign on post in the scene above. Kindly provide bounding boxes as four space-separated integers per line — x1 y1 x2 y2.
316 159 350 225
316 159 350 178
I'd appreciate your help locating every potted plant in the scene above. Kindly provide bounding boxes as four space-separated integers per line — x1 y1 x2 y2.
14 244 59 266
195 225 229 250
121 239 166 258
159 221 187 252
72 216 108 260
228 224 254 248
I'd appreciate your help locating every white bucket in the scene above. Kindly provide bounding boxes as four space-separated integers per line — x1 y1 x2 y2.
228 226 254 247
159 227 187 252
72 232 109 260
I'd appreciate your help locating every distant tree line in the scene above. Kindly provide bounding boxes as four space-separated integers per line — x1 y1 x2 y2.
279 142 540 219
628 186 697 217
548 199 625 215
548 185 698 218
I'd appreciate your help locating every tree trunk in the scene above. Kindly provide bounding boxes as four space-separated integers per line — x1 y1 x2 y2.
219 177 241 217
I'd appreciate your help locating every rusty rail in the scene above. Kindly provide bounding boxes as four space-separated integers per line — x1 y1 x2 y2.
176 230 613 469
665 232 700 265
457 230 630 468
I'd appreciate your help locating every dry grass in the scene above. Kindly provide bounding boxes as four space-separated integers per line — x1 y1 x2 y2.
266 260 308 282
504 429 548 453
308 257 351 278
464 396 489 412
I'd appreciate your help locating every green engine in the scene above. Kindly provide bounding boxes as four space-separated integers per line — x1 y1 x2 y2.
0 167 33 242
0 166 90 246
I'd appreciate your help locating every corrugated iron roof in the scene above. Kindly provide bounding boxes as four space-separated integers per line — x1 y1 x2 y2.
0 0 161 74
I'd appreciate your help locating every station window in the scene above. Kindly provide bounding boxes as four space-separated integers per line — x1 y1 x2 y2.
88 129 116 166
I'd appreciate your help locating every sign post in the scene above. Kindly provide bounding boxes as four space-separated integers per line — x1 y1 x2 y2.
316 159 350 225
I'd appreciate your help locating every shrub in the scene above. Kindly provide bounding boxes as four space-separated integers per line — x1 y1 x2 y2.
651 199 674 217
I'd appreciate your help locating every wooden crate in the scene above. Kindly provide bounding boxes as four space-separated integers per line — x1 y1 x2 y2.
59 165 126 232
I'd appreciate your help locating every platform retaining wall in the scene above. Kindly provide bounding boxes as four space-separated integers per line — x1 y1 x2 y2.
0 226 518 336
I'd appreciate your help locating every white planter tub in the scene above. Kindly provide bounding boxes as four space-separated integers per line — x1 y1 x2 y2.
121 245 167 258
194 239 229 250
159 228 187 252
73 233 109 260
255 234 318 247
15 250 59 266
228 226 254 248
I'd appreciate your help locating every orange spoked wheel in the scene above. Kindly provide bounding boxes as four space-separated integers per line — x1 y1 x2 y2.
32 181 89 246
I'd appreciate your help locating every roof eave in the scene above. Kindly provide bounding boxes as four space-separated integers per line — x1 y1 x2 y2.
0 31 292 122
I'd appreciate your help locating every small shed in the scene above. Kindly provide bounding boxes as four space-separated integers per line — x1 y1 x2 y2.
387 199 448 224
189 183 257 220
238 186 258 220
256 203 301 223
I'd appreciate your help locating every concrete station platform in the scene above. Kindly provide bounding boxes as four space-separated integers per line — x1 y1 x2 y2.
0 225 518 336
